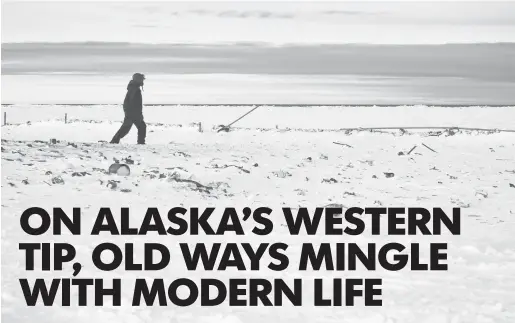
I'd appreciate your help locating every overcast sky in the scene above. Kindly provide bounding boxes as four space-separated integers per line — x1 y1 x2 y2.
3 1 515 44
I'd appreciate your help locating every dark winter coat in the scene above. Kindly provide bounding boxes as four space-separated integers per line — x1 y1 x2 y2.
123 80 143 117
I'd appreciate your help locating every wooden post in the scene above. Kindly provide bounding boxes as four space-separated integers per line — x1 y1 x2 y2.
3 112 6 126
199 122 202 133
65 113 67 124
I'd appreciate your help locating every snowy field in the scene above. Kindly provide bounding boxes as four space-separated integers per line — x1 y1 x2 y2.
2 105 515 323
3 104 515 131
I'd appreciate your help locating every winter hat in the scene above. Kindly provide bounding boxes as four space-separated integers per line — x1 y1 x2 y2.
132 73 145 82
132 73 145 90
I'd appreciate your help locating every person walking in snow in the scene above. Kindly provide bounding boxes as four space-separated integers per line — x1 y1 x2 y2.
110 73 147 144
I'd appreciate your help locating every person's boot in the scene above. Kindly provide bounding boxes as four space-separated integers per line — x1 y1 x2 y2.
110 134 120 144
137 129 146 145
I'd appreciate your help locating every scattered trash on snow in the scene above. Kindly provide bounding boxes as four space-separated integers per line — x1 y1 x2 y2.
333 142 353 148
273 170 292 178
122 156 134 165
108 163 130 176
51 176 64 185
475 191 488 198
212 164 250 174
322 178 338 184
72 171 91 177
106 180 119 189
422 143 437 153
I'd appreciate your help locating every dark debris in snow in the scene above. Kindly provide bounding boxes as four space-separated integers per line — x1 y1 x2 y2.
322 178 338 184
51 176 64 185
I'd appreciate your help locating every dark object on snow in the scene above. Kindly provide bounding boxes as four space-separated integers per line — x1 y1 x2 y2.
108 163 131 176
407 145 418 155
213 164 250 173
510 183 515 188
49 138 57 144
422 143 437 153
110 74 147 144
123 156 135 165
333 142 353 148
51 176 64 185
217 125 230 132
322 178 338 184
384 172 395 178
106 180 118 189
216 105 261 132
170 178 213 193
72 172 91 177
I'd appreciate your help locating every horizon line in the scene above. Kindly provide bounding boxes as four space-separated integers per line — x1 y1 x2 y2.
3 41 515 46
2 103 514 108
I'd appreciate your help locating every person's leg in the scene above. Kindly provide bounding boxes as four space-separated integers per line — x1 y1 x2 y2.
133 117 147 144
110 117 133 143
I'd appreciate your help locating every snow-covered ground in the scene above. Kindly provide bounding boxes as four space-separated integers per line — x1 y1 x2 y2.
2 104 515 131
2 105 515 323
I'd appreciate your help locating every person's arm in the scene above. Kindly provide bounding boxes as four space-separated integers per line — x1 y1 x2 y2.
127 89 143 113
